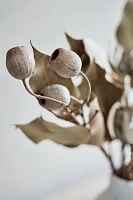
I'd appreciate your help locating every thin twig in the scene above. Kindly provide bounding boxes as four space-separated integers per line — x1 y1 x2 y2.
70 95 83 105
100 146 114 170
22 79 80 125
89 110 99 123
70 71 91 113
22 79 68 107
66 106 80 124
79 71 91 102
80 107 86 125
100 146 111 160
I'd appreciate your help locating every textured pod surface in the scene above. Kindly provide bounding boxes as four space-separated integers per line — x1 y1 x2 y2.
39 84 70 111
114 106 133 144
49 48 82 78
6 46 35 80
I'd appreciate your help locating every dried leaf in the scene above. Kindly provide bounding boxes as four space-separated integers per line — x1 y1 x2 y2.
118 51 133 77
50 110 72 122
29 44 79 96
116 0 133 52
86 63 123 140
65 33 111 72
29 45 50 94
65 33 91 72
88 98 105 146
66 34 123 140
16 117 89 146
105 72 124 89
83 38 111 72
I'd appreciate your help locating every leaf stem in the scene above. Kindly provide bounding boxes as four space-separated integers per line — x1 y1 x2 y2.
70 71 91 113
22 79 68 107
70 95 83 105
89 110 99 123
100 146 114 170
22 79 80 125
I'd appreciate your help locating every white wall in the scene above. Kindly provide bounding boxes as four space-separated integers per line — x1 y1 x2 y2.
0 0 126 199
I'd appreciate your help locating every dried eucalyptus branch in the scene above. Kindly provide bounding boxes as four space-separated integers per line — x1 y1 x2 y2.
6 0 133 182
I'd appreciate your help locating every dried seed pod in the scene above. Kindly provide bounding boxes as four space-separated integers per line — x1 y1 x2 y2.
49 48 82 78
114 105 133 144
39 84 70 111
6 46 35 80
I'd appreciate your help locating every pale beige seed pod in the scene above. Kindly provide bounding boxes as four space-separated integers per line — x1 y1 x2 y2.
6 46 35 80
114 106 133 144
49 48 82 78
39 84 70 111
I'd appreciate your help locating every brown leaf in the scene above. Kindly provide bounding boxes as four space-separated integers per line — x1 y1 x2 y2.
86 63 123 140
83 38 111 72
66 34 123 140
29 45 50 94
65 33 91 72
29 43 79 96
65 33 111 72
116 0 133 52
16 117 89 146
88 98 105 146
105 72 124 89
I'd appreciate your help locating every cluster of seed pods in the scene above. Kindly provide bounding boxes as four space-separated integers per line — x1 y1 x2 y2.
6 46 90 112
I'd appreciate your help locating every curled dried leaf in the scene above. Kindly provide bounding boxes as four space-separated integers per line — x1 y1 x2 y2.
86 64 123 140
105 72 124 89
65 33 111 72
86 64 123 117
66 34 123 140
29 45 50 94
118 51 133 77
65 33 91 72
16 117 89 146
88 98 105 146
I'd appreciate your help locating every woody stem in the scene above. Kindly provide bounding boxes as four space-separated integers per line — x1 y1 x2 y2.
22 79 80 124
70 71 91 113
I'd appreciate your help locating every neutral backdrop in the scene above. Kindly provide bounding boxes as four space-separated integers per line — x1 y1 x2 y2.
0 0 126 200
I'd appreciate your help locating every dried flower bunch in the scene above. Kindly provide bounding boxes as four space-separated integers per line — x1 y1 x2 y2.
6 0 133 180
